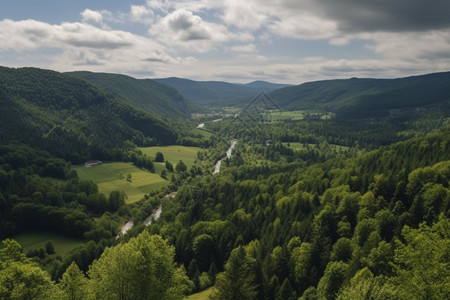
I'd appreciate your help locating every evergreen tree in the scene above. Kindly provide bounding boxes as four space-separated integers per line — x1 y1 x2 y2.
211 246 258 300
155 152 164 162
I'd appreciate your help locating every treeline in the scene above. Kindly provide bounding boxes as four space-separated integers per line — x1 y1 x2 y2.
148 126 449 299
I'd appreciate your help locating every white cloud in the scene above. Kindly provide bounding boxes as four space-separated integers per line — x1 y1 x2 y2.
0 18 184 75
2 0 450 83
362 30 450 61
222 0 267 31
149 9 229 52
228 44 257 53
81 9 103 23
130 5 154 24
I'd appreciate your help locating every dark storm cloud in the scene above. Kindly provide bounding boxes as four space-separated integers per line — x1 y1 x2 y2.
317 0 450 32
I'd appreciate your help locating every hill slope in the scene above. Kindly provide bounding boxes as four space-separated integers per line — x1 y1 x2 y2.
67 71 190 118
0 66 178 162
270 72 450 118
155 77 291 107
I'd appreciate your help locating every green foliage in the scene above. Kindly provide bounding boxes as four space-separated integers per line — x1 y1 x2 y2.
211 246 258 300
88 231 192 300
155 152 165 162
0 239 63 299
1 66 450 300
317 261 348 300
0 67 178 163
67 71 190 118
390 215 450 299
59 262 89 300
176 160 188 173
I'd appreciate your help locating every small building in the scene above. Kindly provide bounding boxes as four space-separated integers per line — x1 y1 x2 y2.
85 160 102 167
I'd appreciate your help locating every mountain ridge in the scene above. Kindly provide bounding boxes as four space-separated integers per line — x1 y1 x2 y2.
155 77 292 107
67 71 190 118
0 66 178 163
269 71 450 118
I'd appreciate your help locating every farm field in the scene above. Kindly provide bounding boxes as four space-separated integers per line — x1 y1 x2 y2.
191 127 214 138
6 231 84 256
74 162 168 203
265 109 334 122
139 145 202 169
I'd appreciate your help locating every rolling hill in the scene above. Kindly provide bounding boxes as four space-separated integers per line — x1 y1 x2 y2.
66 71 190 118
269 72 450 118
155 77 291 107
0 66 178 163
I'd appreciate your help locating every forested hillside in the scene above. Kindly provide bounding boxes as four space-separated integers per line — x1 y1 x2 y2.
0 67 449 299
153 125 450 299
0 67 178 162
270 72 450 118
67 71 190 118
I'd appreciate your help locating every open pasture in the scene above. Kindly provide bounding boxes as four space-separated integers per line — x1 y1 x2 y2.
74 162 168 203
264 109 333 122
186 287 213 300
139 145 202 169
6 231 84 257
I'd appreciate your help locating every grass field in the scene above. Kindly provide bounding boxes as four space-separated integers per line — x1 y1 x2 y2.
191 128 214 138
265 109 334 122
139 145 202 170
5 231 84 256
186 287 213 300
74 162 168 203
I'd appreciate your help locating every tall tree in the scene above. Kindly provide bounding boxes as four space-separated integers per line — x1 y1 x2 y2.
155 152 164 162
88 231 192 300
211 246 258 300
59 262 89 300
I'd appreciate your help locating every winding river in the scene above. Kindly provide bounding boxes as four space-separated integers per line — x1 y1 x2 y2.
213 139 237 174
117 205 162 238
118 140 236 237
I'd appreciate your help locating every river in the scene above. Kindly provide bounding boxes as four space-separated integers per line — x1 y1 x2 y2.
213 139 237 174
118 139 236 237
143 206 162 226
117 205 162 238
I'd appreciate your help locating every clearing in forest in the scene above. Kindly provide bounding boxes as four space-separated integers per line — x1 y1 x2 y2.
74 162 168 203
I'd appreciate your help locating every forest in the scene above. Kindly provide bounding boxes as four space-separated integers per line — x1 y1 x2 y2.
0 66 449 299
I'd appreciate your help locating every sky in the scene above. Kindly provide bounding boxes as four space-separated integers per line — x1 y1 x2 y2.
1 0 450 84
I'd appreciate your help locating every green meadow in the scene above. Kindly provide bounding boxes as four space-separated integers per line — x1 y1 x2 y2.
6 231 84 257
139 145 202 170
265 109 334 122
74 162 168 203
186 287 213 300
74 146 201 203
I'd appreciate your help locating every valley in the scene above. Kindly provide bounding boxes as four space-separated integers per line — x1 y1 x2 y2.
0 66 449 299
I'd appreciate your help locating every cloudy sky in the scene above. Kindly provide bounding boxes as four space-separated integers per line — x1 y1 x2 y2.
1 0 450 83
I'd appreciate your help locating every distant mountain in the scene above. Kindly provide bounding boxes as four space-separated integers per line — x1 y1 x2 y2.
155 77 291 107
243 81 291 92
0 66 178 162
269 72 450 118
67 71 190 118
